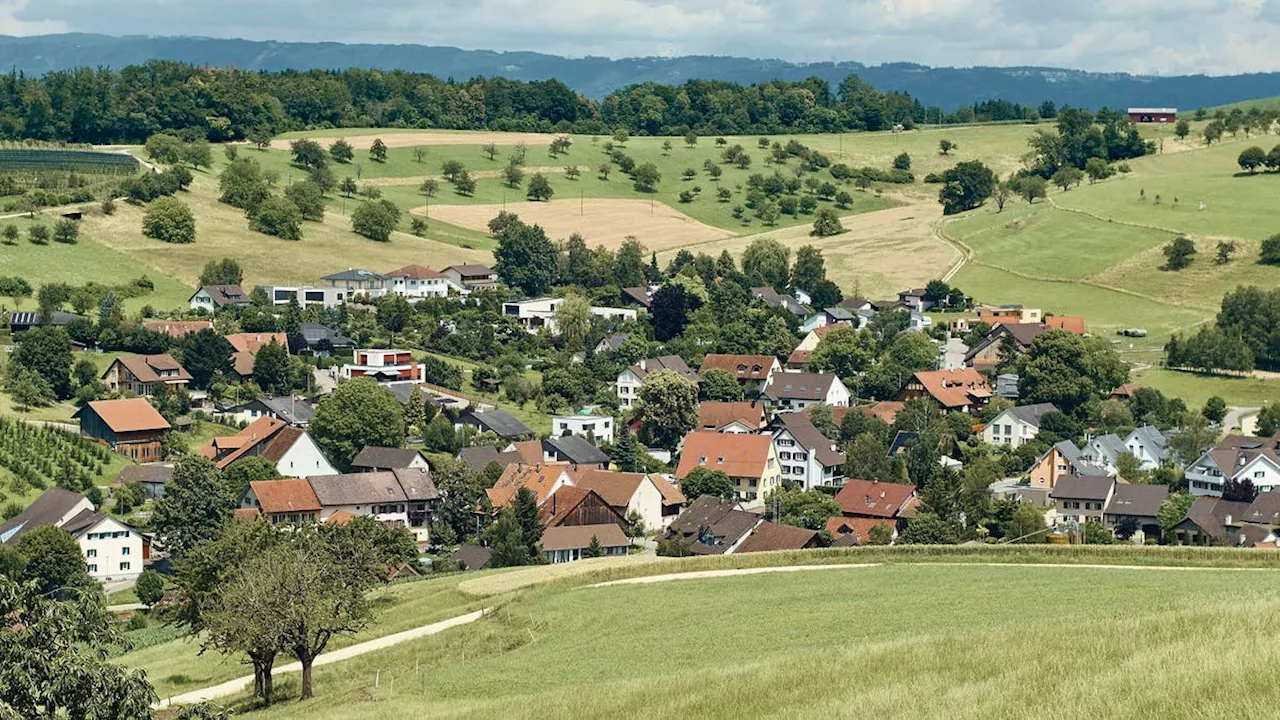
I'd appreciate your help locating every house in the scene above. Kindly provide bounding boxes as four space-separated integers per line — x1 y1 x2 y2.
1109 383 1143 401
838 401 905 426
341 349 425 383
1171 496 1251 545
826 515 895 545
762 372 850 411
502 297 637 334
1124 425 1172 470
299 322 353 354
74 398 170 463
576 469 686 531
981 402 1057 449
620 286 653 308
897 288 932 312
198 416 336 477
456 445 523 473
540 486 627 529
322 268 388 297
142 319 213 339
835 479 917 532
487 463 581 507
7 310 86 334
908 310 933 332
0 488 148 582
735 521 820 552
114 464 174 499
771 412 845 490
1081 434 1130 476
225 332 289 379
974 304 1042 327
1049 475 1116 527
552 413 614 444
540 524 630 563
102 354 192 397
1029 440 1106 490
964 323 1049 371
306 468 439 544
752 287 810 318
793 323 857 359
616 356 698 409
594 333 630 354
541 435 611 467
1103 483 1170 542
1128 107 1177 124
386 265 455 298
799 307 859 334
1045 316 1087 335
995 373 1020 400
676 432 781 504
189 285 249 312
659 495 816 554
896 368 991 414
219 395 314 428
1185 434 1280 497
697 401 767 433
352 446 430 472
451 543 492 571
458 408 535 440
258 285 349 309
699 354 781 393
239 479 322 525
442 264 500 291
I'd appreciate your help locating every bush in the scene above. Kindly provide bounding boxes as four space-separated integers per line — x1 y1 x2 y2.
135 569 165 606
141 196 195 243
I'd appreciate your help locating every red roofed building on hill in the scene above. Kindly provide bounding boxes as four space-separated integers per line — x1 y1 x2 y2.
698 354 781 393
896 368 991 414
74 398 170 462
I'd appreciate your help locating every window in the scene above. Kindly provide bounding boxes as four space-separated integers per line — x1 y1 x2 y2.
88 564 98 573
86 549 97 558
1004 424 1012 434
749 479 758 487
120 562 131 571
778 439 795 447
795 453 807 462
779 451 791 460
121 546 130 556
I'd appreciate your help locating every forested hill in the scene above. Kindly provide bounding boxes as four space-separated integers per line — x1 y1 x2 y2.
7 33 1280 112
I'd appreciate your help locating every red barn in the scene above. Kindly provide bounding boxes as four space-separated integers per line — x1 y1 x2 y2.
1127 107 1177 124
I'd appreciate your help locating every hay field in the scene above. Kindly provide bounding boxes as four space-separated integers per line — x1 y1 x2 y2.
420 198 736 251
269 130 558 150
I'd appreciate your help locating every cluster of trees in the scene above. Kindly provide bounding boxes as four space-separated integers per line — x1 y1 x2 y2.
1166 285 1280 372
1022 107 1151 178
1236 144 1280 173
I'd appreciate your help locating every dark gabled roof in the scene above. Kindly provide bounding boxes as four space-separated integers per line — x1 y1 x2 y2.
257 396 315 425
1003 402 1058 428
540 523 630 551
462 409 534 438
191 285 249 307
457 445 523 472
773 412 844 468
322 268 386 282
628 355 697 382
665 496 761 555
824 307 855 321
445 264 495 276
1053 440 1083 465
763 372 839 402
543 435 610 465
8 310 85 328
598 333 629 351
735 521 818 553
299 322 353 348
1241 491 1280 527
0 488 88 544
391 467 439 501
1090 434 1129 461
1105 484 1169 519
621 287 652 307
307 472 408 507
1049 475 1115 502
115 464 174 486
1181 496 1253 540
352 446 423 470
451 543 492 570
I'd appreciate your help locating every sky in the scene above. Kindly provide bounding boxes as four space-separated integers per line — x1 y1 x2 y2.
6 0 1280 76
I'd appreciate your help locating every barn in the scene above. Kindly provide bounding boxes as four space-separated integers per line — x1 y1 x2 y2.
1127 107 1177 124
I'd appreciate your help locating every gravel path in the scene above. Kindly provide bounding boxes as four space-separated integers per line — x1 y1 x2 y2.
155 608 489 708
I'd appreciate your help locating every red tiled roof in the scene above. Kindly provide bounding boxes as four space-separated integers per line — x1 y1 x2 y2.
835 479 917 519
80 398 170 433
142 319 213 338
492 463 577 506
826 516 893 543
199 416 291 469
249 478 320 514
908 368 991 408
699 354 775 381
676 432 773 480
225 333 288 355
111 354 192 384
736 521 818 553
386 264 446 280
1045 316 1086 335
697 401 766 431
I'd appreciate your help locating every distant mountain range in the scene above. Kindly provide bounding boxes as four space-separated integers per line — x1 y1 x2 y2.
7 33 1280 111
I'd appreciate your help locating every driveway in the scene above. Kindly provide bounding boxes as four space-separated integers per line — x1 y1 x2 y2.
1224 407 1260 435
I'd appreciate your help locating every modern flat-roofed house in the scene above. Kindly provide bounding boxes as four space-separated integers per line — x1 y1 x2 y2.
502 298 636 334
189 285 249 312
443 264 500 291
616 356 699 409
1127 107 1177 124
0 488 148 582
74 398 170 463
341 349 424 383
102 354 192 397
322 268 388 297
552 413 614 444
259 285 349 309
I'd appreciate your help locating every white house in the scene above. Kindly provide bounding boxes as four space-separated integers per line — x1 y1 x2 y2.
761 372 850 411
259 285 349 309
386 265 458 299
341 349 425 383
188 284 249 312
306 469 439 544
0 488 147 582
1185 435 1280 497
800 307 857 334
503 298 637 334
771 412 845 490
1081 434 1129 476
981 402 1058 449
1124 425 1171 470
442 264 500 292
553 413 615 444
616 356 699 409
200 416 337 478
575 469 686 531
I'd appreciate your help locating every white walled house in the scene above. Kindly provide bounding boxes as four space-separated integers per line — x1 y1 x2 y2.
0 488 147 583
259 285 349 309
553 414 615 444
761 372 850 412
1185 438 1280 497
576 469 687 532
307 469 439 545
188 284 249 312
616 356 699 409
503 298 637 334
200 416 337 478
981 403 1057 449
341 349 426 383
386 265 456 298
771 413 845 490
1124 426 1171 470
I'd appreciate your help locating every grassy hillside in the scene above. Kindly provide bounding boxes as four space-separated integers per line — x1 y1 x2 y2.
151 551 1280 720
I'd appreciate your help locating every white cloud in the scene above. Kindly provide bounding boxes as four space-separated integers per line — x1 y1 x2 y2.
7 0 1280 75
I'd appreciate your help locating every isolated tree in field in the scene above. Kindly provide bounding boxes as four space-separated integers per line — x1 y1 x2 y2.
662 140 673 155
612 129 630 145
509 143 528 167
290 138 327 169
681 467 736 501
249 127 273 150
339 176 358 198
351 199 401 242
454 171 476 195
285 180 325 221
442 159 466 182
1268 145 1280 170
23 223 47 244
410 217 427 236
311 377 405 471
684 131 698 148
1162 235 1197 270
834 190 853 209
142 196 196 244
145 132 185 164
53 218 78 244
357 184 382 200
1238 146 1267 173
481 142 498 161
937 160 996 215
549 136 572 157
1018 175 1047 204
184 139 213 169
329 138 354 163
1215 240 1237 264
1 224 18 244
1084 157 1113 184
1052 166 1084 191
503 163 524 188
309 163 337 193
636 370 699 450
893 152 912 170
564 165 581 180
1175 118 1190 139
369 138 388 163
249 196 303 240
810 208 845 237
219 157 272 210
1203 120 1224 145
598 162 612 179
419 177 439 197
632 162 661 192
414 146 427 163
153 455 235 558
938 139 956 155
1260 234 1280 265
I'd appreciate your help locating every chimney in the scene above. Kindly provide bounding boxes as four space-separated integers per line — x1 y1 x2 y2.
1225 514 1233 526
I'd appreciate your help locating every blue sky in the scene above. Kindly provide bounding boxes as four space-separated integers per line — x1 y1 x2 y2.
7 0 1280 75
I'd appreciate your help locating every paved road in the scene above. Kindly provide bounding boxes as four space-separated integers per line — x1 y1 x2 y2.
155 608 489 708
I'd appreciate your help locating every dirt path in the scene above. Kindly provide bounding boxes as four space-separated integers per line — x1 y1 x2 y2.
154 608 489 708
588 563 882 588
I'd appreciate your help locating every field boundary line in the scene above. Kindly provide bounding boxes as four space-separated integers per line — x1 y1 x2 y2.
911 562 1280 572
587 563 882 588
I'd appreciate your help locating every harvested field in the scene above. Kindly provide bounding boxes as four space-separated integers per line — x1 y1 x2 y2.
417 198 736 251
269 131 558 151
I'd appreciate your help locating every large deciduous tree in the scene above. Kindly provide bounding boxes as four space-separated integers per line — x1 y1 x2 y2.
11 326 73 400
310 377 405 471
937 160 996 215
741 237 790 291
635 370 699 451
152 455 236 558
1017 330 1128 416
142 196 196 244
491 212 558 296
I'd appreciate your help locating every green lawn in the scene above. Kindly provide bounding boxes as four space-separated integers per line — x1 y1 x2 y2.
214 557 1280 719
413 350 552 436
1132 366 1280 408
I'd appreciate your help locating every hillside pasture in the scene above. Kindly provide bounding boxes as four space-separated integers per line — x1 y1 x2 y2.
269 129 560 150
421 198 735 252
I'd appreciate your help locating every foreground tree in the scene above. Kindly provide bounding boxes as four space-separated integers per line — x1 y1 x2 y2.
680 467 736 500
16 525 95 596
11 326 73 399
700 368 744 401
492 212 558 296
310 377 405 471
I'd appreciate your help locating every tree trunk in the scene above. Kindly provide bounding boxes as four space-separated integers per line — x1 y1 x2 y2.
299 655 314 700
262 657 274 705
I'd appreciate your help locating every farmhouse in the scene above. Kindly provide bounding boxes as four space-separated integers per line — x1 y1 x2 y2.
239 479 322 525
0 488 148 582
540 524 630 563
575 468 686 531
74 398 170 463
199 416 336 477
487 463 580 507
896 368 991 414
7 310 85 334
676 432 781 503
1170 496 1251 546
660 496 817 554
980 402 1057 449
351 446 430 472
835 479 918 532
761 371 850 411
114 464 174 500
101 354 192 397
699 353 781 393
307 468 439 544
540 486 627 529
1128 107 1177 124
616 356 699 409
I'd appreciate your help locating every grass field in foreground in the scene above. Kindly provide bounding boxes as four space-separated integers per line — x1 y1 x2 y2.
230 561 1280 720
1132 366 1280 409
